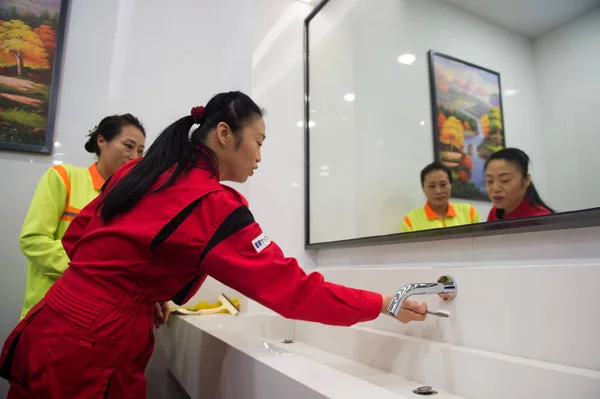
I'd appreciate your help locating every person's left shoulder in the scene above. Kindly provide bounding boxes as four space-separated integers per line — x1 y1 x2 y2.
530 205 552 216
220 184 249 208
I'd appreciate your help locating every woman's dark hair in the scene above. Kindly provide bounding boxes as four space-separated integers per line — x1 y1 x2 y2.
100 91 264 223
420 161 453 186
85 113 146 155
485 147 554 213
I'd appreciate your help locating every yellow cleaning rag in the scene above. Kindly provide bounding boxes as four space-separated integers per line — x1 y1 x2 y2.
170 297 241 314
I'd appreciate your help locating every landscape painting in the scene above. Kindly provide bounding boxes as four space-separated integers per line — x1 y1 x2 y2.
428 51 505 201
0 0 69 153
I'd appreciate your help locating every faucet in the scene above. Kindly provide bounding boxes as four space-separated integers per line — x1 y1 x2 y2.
387 275 457 316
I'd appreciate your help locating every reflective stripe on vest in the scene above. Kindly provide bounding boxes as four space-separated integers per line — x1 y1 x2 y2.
52 165 78 222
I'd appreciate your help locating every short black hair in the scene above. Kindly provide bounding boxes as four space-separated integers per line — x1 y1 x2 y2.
420 161 453 186
85 113 145 155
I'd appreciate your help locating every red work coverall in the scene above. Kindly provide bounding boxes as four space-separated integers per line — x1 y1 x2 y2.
0 159 382 398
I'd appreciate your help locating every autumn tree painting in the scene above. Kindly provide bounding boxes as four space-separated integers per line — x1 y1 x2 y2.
0 0 68 153
428 51 505 201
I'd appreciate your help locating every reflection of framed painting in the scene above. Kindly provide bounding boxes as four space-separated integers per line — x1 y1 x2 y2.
428 50 506 201
0 0 69 154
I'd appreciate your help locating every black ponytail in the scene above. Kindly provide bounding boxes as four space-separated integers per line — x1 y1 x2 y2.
526 182 554 213
485 148 555 213
99 91 263 223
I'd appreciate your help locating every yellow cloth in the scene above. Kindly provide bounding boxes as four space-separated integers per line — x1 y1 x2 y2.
401 202 481 233
20 163 104 320
170 297 241 314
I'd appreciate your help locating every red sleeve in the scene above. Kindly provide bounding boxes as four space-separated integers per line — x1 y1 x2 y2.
200 211 382 326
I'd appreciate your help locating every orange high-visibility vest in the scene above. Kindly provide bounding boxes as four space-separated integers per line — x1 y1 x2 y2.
401 202 481 232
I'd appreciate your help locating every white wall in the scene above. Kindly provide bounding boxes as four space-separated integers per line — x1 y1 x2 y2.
250 0 313 266
533 6 600 212
309 0 551 243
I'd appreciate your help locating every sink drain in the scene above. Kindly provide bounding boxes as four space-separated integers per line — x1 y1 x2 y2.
413 386 438 395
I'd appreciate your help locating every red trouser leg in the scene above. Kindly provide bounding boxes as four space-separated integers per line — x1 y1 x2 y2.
6 305 119 399
7 383 32 399
6 304 61 398
103 348 153 399
4 279 155 399
103 313 155 399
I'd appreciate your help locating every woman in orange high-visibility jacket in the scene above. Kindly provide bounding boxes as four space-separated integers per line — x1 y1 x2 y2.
401 161 480 233
18 114 146 320
1 92 427 399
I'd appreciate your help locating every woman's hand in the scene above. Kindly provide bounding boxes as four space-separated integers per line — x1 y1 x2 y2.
153 302 170 329
381 295 427 323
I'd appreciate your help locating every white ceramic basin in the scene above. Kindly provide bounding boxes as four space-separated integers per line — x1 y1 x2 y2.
165 314 461 398
162 314 599 399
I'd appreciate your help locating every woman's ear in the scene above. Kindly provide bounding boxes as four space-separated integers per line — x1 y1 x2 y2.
524 173 532 188
97 135 106 151
215 122 231 147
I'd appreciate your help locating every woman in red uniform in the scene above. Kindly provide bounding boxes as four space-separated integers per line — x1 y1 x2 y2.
1 91 427 399
485 147 554 221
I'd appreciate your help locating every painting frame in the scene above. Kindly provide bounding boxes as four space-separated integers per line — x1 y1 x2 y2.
428 50 506 202
0 0 70 154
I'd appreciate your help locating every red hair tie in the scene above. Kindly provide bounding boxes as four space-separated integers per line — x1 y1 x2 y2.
191 106 205 123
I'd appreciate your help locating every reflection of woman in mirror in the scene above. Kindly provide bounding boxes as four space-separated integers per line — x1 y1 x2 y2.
401 162 481 232
485 148 554 221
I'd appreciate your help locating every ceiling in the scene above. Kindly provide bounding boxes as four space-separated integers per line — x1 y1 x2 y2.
442 0 600 38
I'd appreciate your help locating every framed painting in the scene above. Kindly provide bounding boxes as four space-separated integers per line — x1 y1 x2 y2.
428 50 506 201
0 0 69 154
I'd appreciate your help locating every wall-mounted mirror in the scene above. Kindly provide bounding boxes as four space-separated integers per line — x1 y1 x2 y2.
305 0 600 247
